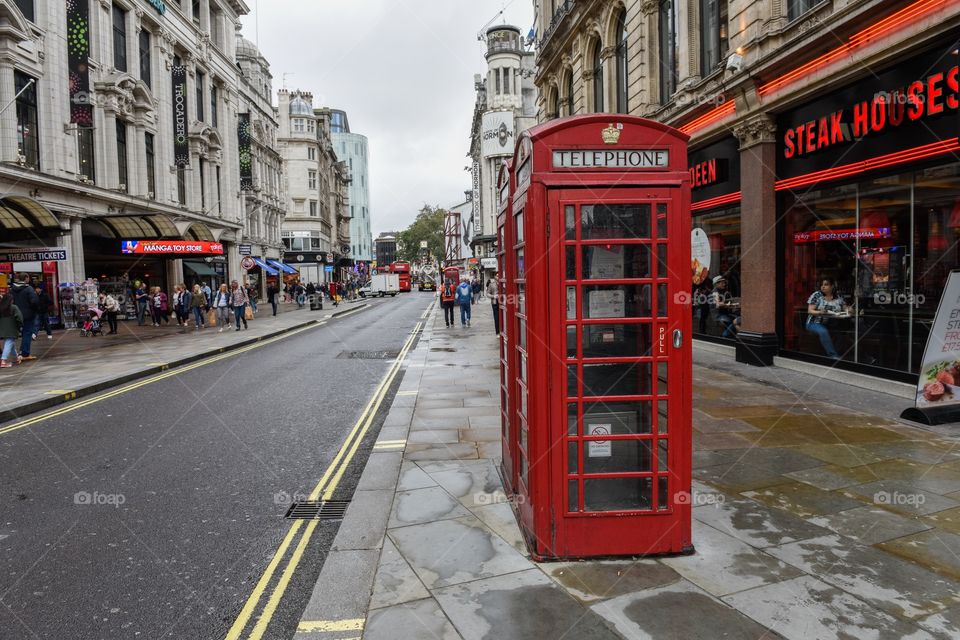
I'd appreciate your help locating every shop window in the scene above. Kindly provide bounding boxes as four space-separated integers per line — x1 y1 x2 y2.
691 206 741 339
658 0 678 102
112 5 127 72
788 0 818 21
15 71 39 169
700 0 728 74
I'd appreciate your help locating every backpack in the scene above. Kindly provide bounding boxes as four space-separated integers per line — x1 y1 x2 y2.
456 283 471 304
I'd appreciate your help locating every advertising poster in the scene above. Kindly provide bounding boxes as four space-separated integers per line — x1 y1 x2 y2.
238 113 253 190
915 271 960 408
172 65 189 166
691 228 710 284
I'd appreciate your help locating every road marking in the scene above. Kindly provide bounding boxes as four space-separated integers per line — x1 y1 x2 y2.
0 319 336 437
297 619 364 632
395 390 418 396
224 318 424 639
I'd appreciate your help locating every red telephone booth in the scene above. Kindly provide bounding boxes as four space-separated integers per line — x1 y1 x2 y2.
501 115 693 560
496 159 518 495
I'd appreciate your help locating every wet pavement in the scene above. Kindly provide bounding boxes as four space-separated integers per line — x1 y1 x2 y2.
293 301 960 639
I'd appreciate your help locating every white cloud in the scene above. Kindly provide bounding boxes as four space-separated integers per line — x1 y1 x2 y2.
240 0 534 236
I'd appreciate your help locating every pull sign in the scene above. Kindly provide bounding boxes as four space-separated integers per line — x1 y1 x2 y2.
656 324 668 357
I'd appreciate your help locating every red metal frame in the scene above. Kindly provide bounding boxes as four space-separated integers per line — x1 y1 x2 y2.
497 159 519 496
502 115 692 560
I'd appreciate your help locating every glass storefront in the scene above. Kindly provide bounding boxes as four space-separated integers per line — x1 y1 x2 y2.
782 161 960 377
691 206 741 339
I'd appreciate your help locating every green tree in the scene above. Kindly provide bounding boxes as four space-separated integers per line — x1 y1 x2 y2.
398 205 446 263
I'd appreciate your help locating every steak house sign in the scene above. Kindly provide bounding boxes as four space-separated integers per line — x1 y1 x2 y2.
778 42 959 176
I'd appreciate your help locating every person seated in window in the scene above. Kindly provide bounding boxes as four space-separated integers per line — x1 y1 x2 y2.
805 277 852 360
709 275 740 338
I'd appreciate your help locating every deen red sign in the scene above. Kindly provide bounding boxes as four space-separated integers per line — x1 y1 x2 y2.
121 240 223 255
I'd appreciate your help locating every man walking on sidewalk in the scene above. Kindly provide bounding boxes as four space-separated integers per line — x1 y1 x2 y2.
11 275 38 361
267 283 279 316
486 275 500 335
440 278 456 327
456 278 472 327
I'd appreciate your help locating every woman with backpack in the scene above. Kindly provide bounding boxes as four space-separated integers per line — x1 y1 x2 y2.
440 279 456 327
0 293 23 367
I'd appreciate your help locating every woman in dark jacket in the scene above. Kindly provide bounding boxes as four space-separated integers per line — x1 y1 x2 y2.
0 293 24 367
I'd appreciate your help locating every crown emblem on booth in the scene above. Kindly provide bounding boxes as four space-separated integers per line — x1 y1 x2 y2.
601 123 621 144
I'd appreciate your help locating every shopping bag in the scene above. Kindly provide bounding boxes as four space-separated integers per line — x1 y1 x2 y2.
206 309 217 326
244 305 253 321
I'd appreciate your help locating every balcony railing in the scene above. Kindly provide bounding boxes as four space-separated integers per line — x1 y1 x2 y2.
538 0 575 50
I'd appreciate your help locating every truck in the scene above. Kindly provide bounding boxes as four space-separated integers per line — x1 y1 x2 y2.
360 273 400 297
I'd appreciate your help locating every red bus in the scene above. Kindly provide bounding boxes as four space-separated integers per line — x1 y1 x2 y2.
389 261 412 292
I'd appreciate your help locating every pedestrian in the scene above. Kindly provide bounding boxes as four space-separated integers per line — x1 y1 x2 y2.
440 278 456 327
100 291 120 334
456 279 473 327
486 276 500 335
190 284 207 330
0 292 23 368
173 284 189 326
34 286 53 340
329 281 338 307
471 279 481 305
213 284 231 332
134 282 149 326
10 274 38 361
306 282 316 296
150 286 169 326
201 282 212 307
294 282 305 308
230 280 249 330
247 284 258 314
267 282 279 316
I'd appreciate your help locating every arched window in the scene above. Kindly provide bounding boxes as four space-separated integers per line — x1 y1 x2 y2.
592 42 604 112
565 71 574 115
615 10 628 113
550 87 560 118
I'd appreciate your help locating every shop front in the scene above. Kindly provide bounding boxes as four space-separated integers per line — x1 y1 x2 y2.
0 246 68 326
281 251 328 285
689 137 742 343
776 38 960 382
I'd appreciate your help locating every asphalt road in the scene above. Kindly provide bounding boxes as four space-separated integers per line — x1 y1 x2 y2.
0 291 434 640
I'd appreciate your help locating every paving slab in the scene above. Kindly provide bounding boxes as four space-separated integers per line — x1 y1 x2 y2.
363 598 463 640
767 534 960 619
783 463 881 490
296 549 380 633
331 489 394 551
878 529 960 581
465 502 527 556
693 496 831 549
694 464 789 493
861 458 960 495
369 537 430 610
388 515 533 589
406 429 461 444
424 459 506 508
403 443 478 461
916 603 960 638
841 480 960 516
723 575 935 640
396 462 437 491
922 506 960 534
742 481 866 518
387 486 472 529
794 443 897 468
807 506 933 545
542 559 681 604
593 579 781 640
355 452 404 492
661 520 803 597
433 568 622 640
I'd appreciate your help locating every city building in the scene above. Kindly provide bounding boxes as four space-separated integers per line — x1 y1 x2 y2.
331 109 373 264
374 232 398 268
531 0 960 390
467 24 537 281
0 0 256 322
276 90 351 285
235 30 284 298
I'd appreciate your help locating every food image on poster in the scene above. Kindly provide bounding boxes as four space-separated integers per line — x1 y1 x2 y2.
691 228 711 284
915 271 960 408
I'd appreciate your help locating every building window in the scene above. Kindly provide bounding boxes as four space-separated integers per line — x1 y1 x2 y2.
308 146 316 160
139 29 152 88
659 0 678 102
210 84 218 128
14 72 39 169
615 10 628 113
565 71 574 115
788 0 818 21
145 131 155 198
177 166 187 205
495 68 501 94
77 126 95 183
308 170 317 189
307 119 315 133
112 4 127 72
192 0 201 27
592 42 603 112
700 0 728 74
199 159 206 209
196 72 204 122
14 0 33 22
216 165 222 213
309 201 318 217
293 118 304 133
116 119 128 192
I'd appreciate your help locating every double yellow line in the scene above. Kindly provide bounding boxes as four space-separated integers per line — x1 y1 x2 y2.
225 316 426 640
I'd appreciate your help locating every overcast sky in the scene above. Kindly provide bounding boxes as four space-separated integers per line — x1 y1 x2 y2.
239 0 534 236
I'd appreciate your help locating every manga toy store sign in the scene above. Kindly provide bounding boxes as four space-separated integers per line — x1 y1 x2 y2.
121 240 223 255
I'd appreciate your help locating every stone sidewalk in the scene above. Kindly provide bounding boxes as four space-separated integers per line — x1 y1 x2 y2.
295 302 960 640
0 300 369 423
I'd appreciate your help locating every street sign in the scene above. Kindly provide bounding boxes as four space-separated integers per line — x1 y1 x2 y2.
240 256 256 270
324 265 334 272
239 244 252 256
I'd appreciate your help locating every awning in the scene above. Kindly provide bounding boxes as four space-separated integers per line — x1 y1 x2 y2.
183 261 218 277
97 214 179 238
252 257 279 275
268 259 298 274
0 196 60 230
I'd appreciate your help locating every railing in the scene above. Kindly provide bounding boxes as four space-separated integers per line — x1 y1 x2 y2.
538 0 576 50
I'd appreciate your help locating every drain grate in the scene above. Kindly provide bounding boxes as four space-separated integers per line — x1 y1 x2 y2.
284 500 351 520
337 350 400 360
